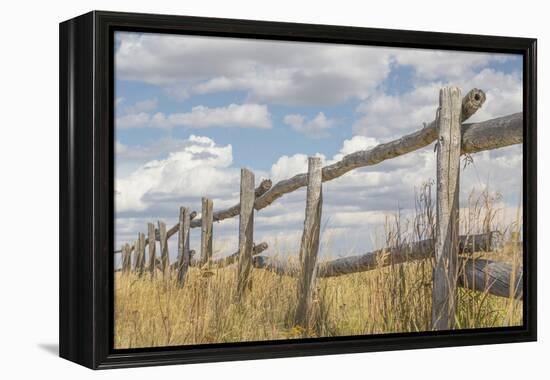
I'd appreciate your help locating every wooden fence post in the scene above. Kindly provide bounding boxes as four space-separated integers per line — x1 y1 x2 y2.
137 232 146 276
121 243 131 274
147 223 156 277
132 238 139 272
294 157 323 328
158 221 169 278
201 198 213 265
432 86 462 330
235 168 255 301
177 207 191 287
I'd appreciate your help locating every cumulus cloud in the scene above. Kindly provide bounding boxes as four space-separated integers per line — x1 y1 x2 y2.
330 135 380 162
115 32 516 107
283 112 335 138
116 103 272 129
114 32 523 255
391 49 501 81
151 103 272 129
115 32 393 106
460 68 523 123
353 67 522 139
270 153 326 182
115 135 239 213
116 133 522 256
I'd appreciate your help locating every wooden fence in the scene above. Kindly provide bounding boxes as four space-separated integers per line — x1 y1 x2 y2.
115 87 524 330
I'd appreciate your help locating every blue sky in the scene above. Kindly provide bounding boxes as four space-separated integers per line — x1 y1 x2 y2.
114 32 523 262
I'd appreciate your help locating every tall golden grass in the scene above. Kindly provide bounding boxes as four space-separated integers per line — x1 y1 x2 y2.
114 184 523 349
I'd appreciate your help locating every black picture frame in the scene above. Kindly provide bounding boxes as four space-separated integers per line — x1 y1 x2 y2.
59 10 537 369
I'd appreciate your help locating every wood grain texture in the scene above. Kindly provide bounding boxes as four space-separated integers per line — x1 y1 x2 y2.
294 157 323 327
189 179 272 230
176 207 191 287
61 12 537 369
235 169 256 301
147 223 156 276
319 233 499 277
460 88 486 121
121 243 131 274
459 259 523 299
252 232 497 276
139 233 147 276
461 112 523 154
158 221 169 277
254 108 524 214
432 87 462 330
163 211 198 241
113 111 522 256
200 198 214 265
252 255 522 300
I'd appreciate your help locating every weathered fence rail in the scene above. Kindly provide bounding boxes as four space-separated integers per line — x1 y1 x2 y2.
251 232 522 300
253 233 500 276
115 86 524 330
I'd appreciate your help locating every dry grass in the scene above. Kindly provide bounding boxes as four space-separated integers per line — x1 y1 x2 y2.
114 252 522 349
114 184 523 349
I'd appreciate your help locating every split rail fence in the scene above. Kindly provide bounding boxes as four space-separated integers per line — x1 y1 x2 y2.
115 87 524 330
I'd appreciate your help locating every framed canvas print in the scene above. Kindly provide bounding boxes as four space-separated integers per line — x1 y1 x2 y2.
59 11 537 369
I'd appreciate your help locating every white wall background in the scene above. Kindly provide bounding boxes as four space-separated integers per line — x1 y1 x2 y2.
0 0 546 377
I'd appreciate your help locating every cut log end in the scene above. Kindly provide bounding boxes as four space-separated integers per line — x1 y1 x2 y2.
461 88 486 122
255 179 273 197
253 242 268 255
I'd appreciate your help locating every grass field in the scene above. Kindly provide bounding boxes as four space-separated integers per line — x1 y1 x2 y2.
114 251 522 349
114 185 523 349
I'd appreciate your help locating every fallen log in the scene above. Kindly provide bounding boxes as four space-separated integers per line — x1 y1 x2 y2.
459 259 523 299
252 256 522 300
256 233 499 277
252 233 521 299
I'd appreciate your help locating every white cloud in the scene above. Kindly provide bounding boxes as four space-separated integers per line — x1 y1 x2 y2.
283 112 335 138
114 33 523 255
116 112 152 129
122 98 158 114
353 84 442 139
116 32 516 107
115 140 127 154
115 135 239 213
353 68 522 139
331 135 380 162
460 68 523 123
116 132 523 256
329 210 387 228
392 49 500 81
115 32 393 106
116 103 272 129
152 103 272 129
270 153 326 182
